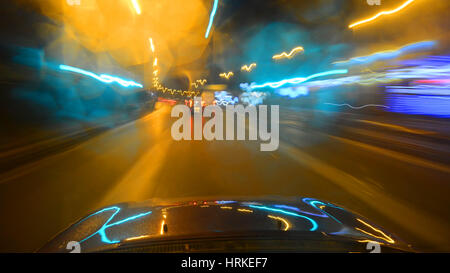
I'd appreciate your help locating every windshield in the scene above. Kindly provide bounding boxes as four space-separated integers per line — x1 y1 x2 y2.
0 0 449 255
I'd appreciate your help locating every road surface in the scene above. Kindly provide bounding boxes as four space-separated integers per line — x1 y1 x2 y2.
0 103 449 252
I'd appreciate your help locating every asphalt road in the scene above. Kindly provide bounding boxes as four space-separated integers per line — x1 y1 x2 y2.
0 103 449 252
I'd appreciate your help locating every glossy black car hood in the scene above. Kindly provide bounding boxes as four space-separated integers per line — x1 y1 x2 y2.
39 196 412 252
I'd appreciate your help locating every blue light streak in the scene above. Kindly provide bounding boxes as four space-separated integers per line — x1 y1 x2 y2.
399 55 450 66
246 56 449 93
276 86 309 98
273 204 302 212
59 65 143 88
215 200 236 204
333 41 437 66
386 65 450 79
215 91 239 105
325 103 390 109
273 204 328 218
386 85 450 96
302 199 344 224
79 206 152 244
205 0 219 38
302 198 345 211
386 94 450 118
247 69 348 90
239 91 267 106
248 205 318 231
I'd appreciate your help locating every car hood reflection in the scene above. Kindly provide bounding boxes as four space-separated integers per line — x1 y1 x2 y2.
39 196 412 253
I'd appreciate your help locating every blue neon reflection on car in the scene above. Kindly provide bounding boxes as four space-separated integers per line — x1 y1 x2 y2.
78 206 152 244
248 205 318 231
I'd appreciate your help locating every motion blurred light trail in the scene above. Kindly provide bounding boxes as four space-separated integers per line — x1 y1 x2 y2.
248 205 318 231
215 91 239 105
349 0 416 28
303 75 395 89
324 103 390 109
356 219 395 244
276 86 308 98
247 69 348 90
191 79 207 89
399 55 450 67
387 65 450 79
260 56 449 92
267 215 290 231
239 92 267 106
414 79 450 85
149 38 155 53
241 63 257 72
196 79 207 85
333 41 437 66
131 0 141 15
150 39 199 97
205 0 219 38
386 94 450 117
272 46 304 60
219 71 234 79
386 85 450 96
59 65 143 88
79 206 152 244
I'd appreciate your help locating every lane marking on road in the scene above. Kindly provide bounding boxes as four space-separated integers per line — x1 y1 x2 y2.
341 126 447 153
96 138 172 208
328 135 450 173
0 106 171 185
279 142 449 248
357 120 435 135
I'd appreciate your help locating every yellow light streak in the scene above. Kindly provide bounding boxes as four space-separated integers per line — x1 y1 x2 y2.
220 206 233 210
205 84 227 91
149 38 155 53
160 220 165 235
357 239 384 245
358 120 433 135
131 0 142 15
356 219 395 244
268 215 290 231
237 208 253 213
191 79 207 89
219 72 234 79
124 235 151 242
241 63 257 72
272 46 304 60
349 0 416 29
151 40 199 97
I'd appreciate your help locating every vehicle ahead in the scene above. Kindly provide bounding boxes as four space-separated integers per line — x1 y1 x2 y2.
157 97 178 106
39 196 413 253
